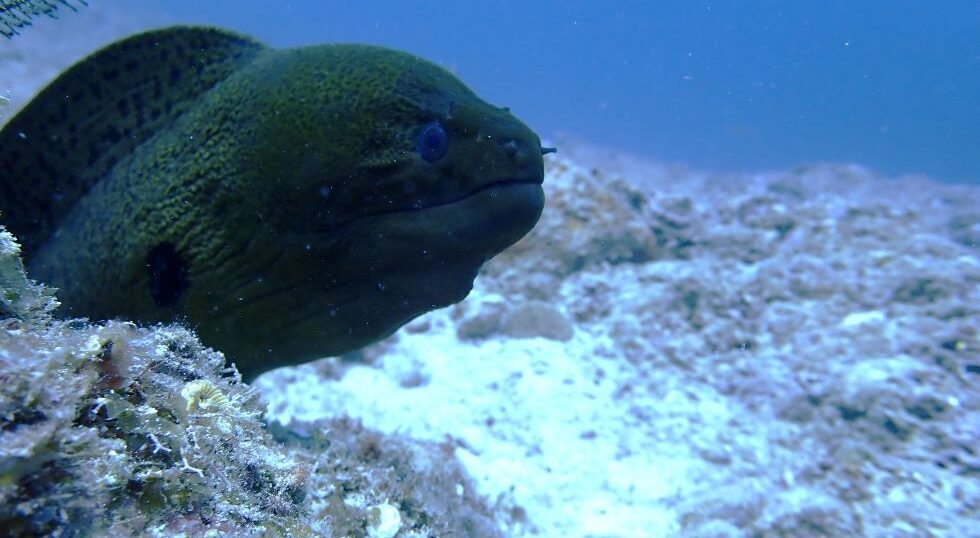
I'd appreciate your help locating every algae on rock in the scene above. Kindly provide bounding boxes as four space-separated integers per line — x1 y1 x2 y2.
0 227 57 321
0 223 326 534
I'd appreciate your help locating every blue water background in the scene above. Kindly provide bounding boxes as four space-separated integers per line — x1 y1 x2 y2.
117 0 980 183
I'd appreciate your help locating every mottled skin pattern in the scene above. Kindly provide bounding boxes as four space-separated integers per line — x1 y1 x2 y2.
0 27 545 378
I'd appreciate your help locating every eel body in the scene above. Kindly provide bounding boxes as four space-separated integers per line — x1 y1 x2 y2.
0 26 546 378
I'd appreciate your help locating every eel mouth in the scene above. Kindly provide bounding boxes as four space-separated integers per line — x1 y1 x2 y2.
468 175 544 194
398 175 545 215
322 175 545 235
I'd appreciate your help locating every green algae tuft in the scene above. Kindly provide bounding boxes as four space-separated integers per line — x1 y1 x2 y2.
0 0 87 38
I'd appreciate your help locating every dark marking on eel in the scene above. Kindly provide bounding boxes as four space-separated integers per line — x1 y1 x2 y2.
146 242 188 308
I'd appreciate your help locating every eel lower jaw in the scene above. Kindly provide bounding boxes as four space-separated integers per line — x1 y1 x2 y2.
313 173 545 239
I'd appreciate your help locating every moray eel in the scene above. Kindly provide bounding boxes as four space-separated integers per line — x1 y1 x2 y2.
0 26 548 378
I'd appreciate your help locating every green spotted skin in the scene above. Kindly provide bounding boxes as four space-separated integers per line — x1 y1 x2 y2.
0 26 545 378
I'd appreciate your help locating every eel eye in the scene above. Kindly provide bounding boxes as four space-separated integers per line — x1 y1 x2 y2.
417 122 449 162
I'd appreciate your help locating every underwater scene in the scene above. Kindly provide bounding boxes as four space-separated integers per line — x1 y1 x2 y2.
0 1 977 537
